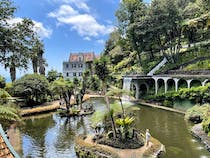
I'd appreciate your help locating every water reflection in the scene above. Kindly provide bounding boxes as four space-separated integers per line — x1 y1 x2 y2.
16 98 210 158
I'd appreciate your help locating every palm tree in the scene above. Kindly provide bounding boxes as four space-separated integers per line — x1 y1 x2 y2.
50 78 74 112
106 85 132 118
31 38 46 75
94 56 118 138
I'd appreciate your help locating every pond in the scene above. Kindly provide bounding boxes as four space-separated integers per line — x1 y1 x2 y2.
14 98 210 158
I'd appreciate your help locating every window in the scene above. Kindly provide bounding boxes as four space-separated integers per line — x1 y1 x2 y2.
78 64 83 68
66 64 69 68
72 64 76 68
79 72 82 76
73 72 77 76
66 73 69 77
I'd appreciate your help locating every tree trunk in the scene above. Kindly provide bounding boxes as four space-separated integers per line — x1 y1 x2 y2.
104 83 117 139
10 65 16 82
32 57 38 73
119 97 125 119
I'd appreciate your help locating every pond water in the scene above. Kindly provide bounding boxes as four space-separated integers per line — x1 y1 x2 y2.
15 98 210 158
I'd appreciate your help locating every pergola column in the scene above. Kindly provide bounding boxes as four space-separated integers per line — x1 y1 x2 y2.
173 78 180 92
135 84 140 99
123 77 132 91
153 77 159 95
202 79 208 86
163 77 170 93
186 79 193 89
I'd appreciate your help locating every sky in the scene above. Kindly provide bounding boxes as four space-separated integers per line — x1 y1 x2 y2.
0 0 150 82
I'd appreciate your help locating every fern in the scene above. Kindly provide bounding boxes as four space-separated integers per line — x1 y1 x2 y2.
0 105 21 122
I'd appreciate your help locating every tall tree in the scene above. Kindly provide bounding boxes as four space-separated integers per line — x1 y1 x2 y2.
0 19 35 82
116 0 147 64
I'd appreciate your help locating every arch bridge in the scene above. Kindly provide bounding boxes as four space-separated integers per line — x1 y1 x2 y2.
123 73 210 99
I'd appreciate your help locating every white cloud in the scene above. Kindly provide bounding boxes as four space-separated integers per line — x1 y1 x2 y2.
96 39 105 44
51 0 90 12
6 17 52 39
84 36 91 41
48 5 114 37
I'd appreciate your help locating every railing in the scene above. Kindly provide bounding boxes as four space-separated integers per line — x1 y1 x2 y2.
0 124 20 158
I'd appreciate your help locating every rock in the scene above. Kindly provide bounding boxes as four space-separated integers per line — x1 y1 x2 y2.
191 123 210 152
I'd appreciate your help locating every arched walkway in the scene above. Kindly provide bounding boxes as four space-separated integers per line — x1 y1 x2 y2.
178 79 188 90
167 79 175 92
157 79 164 94
191 80 202 88
139 83 148 96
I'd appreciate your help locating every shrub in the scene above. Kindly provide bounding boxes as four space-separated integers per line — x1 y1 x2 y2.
185 104 209 123
202 117 210 134
163 100 173 107
12 74 50 105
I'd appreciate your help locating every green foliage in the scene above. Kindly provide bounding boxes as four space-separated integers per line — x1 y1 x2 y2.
47 69 61 82
202 117 210 133
0 88 10 104
148 83 210 105
115 116 135 127
90 111 107 127
163 100 173 107
88 75 101 91
0 0 46 81
0 75 6 88
12 74 49 104
0 104 21 123
184 59 210 70
185 104 209 121
94 56 110 82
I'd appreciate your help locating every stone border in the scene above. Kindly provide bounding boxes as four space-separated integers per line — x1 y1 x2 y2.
75 135 165 158
133 100 186 115
191 123 210 152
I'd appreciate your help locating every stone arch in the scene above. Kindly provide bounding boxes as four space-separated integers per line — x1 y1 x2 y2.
190 79 202 88
178 79 188 90
202 79 209 86
139 82 149 96
157 78 165 93
167 79 175 92
130 80 139 99
146 79 155 95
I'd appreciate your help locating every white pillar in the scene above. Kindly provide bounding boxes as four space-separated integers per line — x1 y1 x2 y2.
135 84 139 99
123 77 132 91
173 78 180 92
187 79 193 89
153 77 159 95
163 77 170 93
202 79 208 86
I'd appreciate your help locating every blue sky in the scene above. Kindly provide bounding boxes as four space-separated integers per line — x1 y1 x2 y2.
0 0 150 81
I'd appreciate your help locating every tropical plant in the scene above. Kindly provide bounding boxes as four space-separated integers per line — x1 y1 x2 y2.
0 89 10 104
0 104 21 123
31 38 47 75
106 85 132 118
115 116 135 140
50 78 74 112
